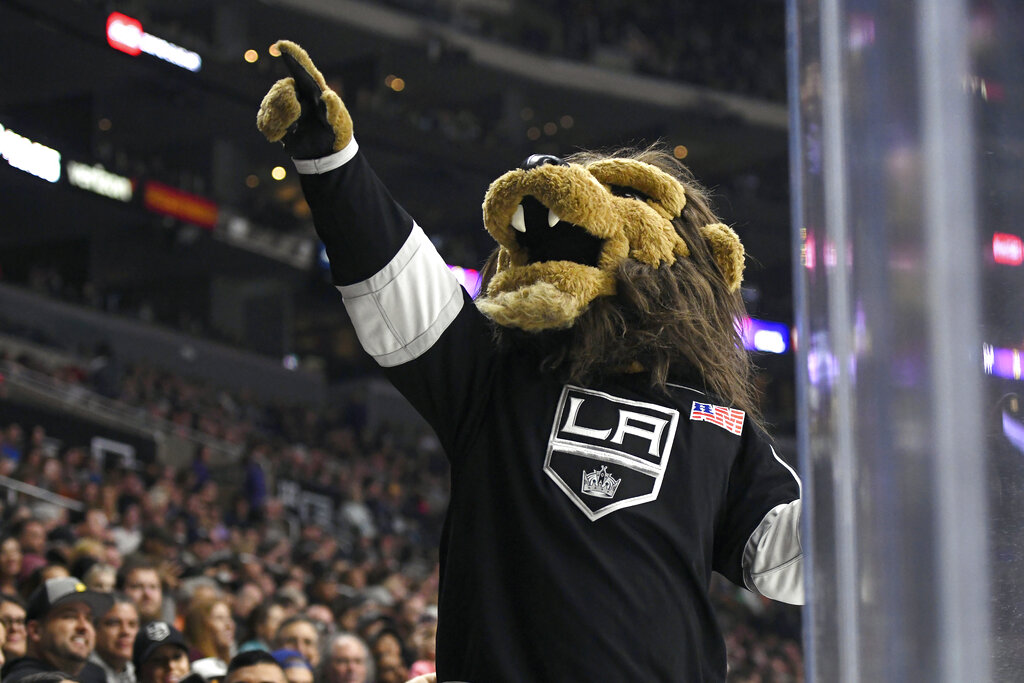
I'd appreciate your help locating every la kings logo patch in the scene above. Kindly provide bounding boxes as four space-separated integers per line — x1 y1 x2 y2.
544 385 679 521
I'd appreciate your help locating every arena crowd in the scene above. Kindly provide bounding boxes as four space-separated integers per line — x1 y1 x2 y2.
0 338 803 682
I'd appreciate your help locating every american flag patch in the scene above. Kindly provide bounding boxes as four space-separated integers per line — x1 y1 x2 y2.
689 401 745 435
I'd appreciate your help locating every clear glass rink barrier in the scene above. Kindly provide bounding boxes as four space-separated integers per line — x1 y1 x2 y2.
788 0 1024 680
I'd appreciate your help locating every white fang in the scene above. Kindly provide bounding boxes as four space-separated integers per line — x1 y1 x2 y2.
511 204 526 232
547 208 560 227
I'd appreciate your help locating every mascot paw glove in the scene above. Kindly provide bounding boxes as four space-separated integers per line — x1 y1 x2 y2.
256 40 353 159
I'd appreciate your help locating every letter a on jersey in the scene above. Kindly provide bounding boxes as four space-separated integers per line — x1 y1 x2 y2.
544 386 679 521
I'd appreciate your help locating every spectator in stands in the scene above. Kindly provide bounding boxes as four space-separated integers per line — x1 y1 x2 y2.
350 611 381 646
0 592 29 660
269 650 312 683
183 598 234 669
176 579 221 620
321 634 370 683
266 583 301 617
69 540 105 580
271 618 318 670
118 562 164 626
89 594 138 683
233 557 264 592
229 584 262 639
237 603 285 654
132 622 190 683
14 519 47 577
133 529 177 574
3 576 113 683
367 629 406 683
406 619 435 678
241 454 267 518
224 651 286 683
83 565 117 594
301 605 334 643
374 652 407 683
75 512 110 546
2 424 24 464
21 565 71 602
0 536 24 594
109 506 142 558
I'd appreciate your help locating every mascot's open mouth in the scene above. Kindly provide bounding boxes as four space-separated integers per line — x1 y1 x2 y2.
511 196 605 267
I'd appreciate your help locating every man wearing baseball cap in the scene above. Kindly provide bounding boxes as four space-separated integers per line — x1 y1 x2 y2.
1 576 113 683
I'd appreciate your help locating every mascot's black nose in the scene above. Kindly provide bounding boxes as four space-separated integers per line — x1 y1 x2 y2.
519 154 568 170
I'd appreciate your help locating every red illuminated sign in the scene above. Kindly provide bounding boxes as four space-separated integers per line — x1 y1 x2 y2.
106 12 143 56
993 232 1023 266
143 181 218 229
105 12 201 71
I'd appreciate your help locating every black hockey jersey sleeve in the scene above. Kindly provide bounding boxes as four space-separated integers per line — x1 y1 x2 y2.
712 422 802 594
295 140 415 286
292 140 498 450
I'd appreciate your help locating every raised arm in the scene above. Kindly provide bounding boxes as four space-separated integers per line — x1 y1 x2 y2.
256 41 495 447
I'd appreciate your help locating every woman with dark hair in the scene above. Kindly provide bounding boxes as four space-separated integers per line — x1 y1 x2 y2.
0 537 23 595
237 602 285 654
133 622 190 683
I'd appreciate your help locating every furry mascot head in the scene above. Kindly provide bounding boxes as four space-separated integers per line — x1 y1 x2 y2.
475 148 757 422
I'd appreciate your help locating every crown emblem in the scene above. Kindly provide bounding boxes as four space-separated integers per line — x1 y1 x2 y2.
581 466 621 499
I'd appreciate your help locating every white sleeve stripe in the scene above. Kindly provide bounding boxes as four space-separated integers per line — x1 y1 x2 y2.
337 224 464 368
742 499 804 605
292 138 359 174
771 444 802 497
370 291 463 367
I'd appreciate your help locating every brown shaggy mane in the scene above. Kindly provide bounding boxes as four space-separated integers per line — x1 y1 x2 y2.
480 144 764 428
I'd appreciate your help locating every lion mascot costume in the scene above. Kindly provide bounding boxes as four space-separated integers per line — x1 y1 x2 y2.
258 41 802 682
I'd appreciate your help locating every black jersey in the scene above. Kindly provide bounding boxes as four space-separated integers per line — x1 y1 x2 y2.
296 140 801 682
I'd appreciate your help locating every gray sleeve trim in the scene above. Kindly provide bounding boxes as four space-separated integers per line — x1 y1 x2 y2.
292 138 360 174
742 498 804 605
337 224 464 367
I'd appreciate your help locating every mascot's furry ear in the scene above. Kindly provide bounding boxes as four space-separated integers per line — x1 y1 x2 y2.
584 158 689 265
585 158 687 219
698 222 744 292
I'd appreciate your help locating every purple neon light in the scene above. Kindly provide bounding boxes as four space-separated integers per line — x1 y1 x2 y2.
449 266 482 297
741 318 790 354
